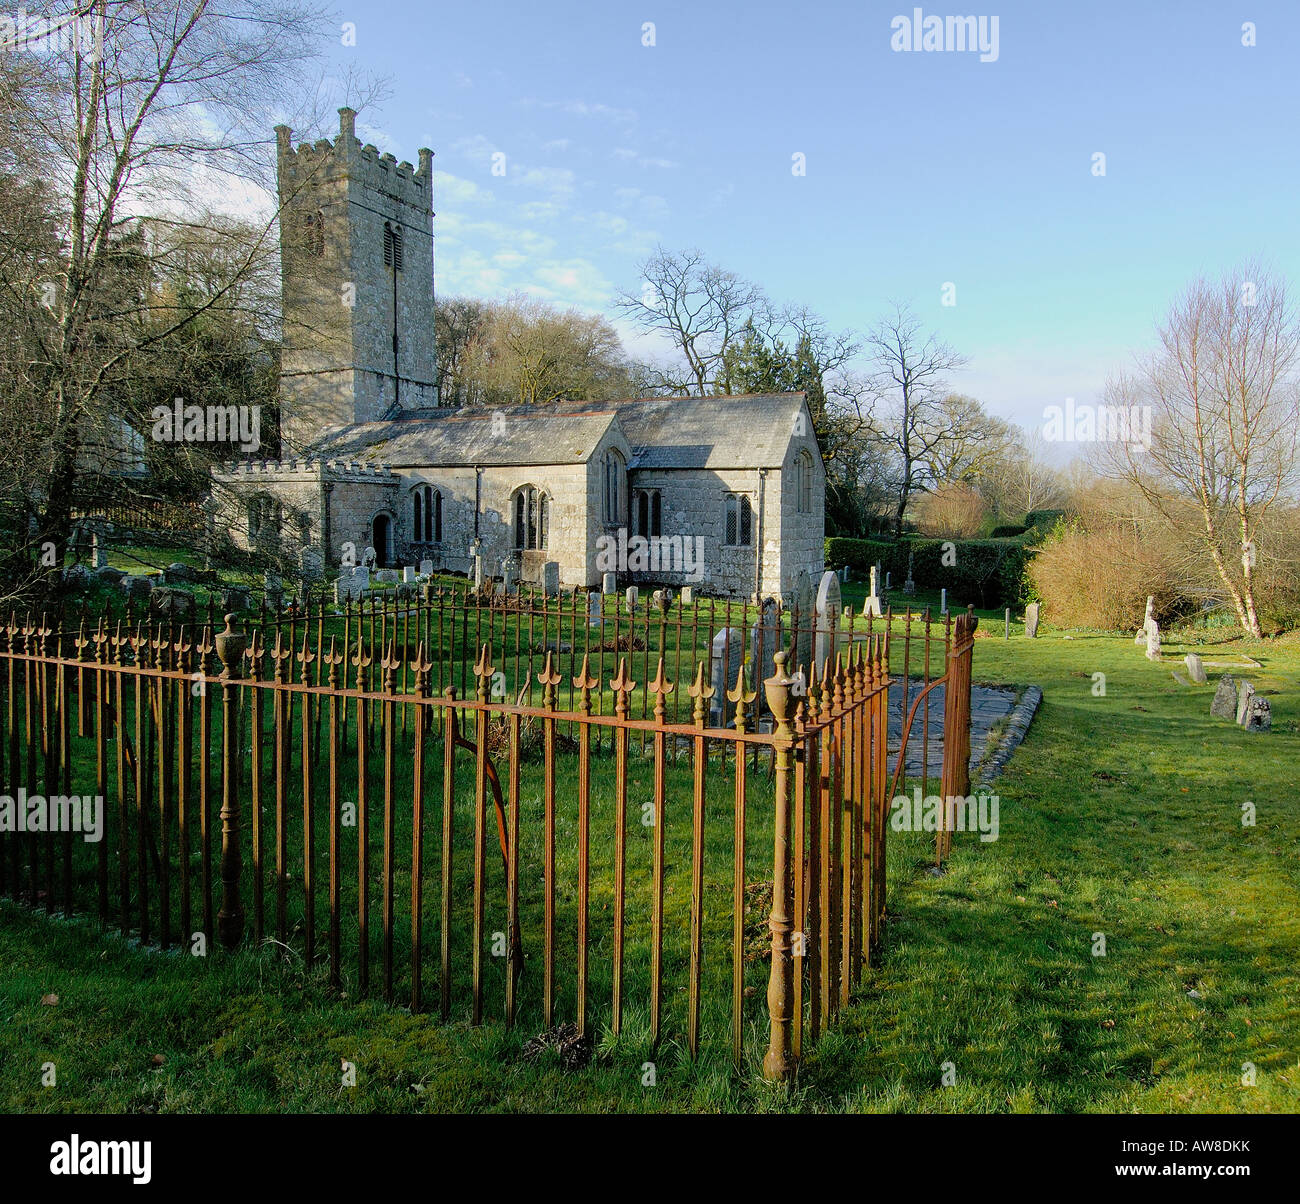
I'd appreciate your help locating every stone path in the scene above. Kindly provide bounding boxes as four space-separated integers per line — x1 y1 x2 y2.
886 678 1018 779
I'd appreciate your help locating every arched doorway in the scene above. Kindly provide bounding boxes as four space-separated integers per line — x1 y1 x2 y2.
372 513 394 567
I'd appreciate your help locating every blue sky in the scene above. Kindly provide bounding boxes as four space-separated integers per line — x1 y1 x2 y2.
317 0 1300 432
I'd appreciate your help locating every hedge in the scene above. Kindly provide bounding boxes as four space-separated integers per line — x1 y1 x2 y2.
823 535 1035 609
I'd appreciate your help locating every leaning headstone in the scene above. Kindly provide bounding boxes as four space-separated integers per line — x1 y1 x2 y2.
1144 618 1161 661
709 627 744 726
1244 697 1272 733
587 591 602 628
1135 596 1155 645
1184 653 1207 685
1171 671 1190 687
813 570 843 674
602 571 617 594
1024 602 1040 638
863 565 883 617
1210 674 1238 718
542 561 560 596
419 558 434 577
625 585 639 613
1235 680 1256 726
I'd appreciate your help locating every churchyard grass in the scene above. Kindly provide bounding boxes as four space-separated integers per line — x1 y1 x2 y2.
1 588 1297 1113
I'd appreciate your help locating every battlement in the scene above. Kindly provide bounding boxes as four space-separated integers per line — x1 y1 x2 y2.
274 108 433 211
214 459 401 484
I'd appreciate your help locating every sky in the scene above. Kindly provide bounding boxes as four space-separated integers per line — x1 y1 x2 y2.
290 0 1300 436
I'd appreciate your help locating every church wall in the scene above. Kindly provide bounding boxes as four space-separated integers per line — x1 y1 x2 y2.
776 427 828 600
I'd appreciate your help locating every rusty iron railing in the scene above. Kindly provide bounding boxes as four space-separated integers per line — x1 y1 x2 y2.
0 602 972 1080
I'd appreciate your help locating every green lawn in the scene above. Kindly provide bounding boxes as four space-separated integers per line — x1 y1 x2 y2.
2 603 1297 1113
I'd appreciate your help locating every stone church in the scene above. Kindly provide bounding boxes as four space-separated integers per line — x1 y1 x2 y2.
211 109 826 598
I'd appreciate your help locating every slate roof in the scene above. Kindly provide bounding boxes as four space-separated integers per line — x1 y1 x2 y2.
573 393 808 470
311 410 619 467
308 392 810 471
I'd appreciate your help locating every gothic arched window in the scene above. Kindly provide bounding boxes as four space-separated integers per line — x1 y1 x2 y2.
797 449 814 514
724 493 753 547
634 488 662 538
303 210 324 257
603 450 625 525
513 486 549 550
411 484 442 543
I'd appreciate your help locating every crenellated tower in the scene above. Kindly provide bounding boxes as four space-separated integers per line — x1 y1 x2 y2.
274 108 436 454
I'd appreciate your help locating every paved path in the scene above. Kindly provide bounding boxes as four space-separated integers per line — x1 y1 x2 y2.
886 678 1018 780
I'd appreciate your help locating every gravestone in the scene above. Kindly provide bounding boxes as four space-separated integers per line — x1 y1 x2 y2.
542 561 560 596
1135 596 1155 645
402 566 416 584
750 599 780 713
502 559 520 593
625 586 639 613
603 571 617 594
299 548 324 583
863 565 883 617
1244 697 1272 733
419 558 434 577
903 551 916 596
264 573 283 609
151 587 196 623
587 591 603 628
655 588 672 614
813 570 842 675
472 555 484 590
681 585 695 606
1210 674 1238 718
222 585 251 612
361 546 377 570
885 571 891 590
1184 653 1207 685
165 561 198 584
709 627 744 726
1144 618 1161 661
940 588 948 615
1024 602 1040 638
791 569 815 677
1235 680 1256 726
97 565 125 587
90 533 107 570
839 565 850 584
374 569 399 585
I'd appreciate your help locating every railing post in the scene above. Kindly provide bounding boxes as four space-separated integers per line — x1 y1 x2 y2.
763 651 797 1082
215 614 248 949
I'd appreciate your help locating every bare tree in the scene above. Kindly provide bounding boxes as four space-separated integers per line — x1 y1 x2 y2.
616 246 769 395
2 0 381 589
862 305 969 536
920 392 1019 485
1097 266 1300 637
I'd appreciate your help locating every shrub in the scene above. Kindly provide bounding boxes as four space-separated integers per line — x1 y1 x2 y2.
989 524 1027 538
1026 517 1184 630
824 537 895 576
913 483 989 538
824 535 1033 609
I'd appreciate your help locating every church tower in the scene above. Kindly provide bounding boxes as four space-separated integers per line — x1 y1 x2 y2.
274 108 436 454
